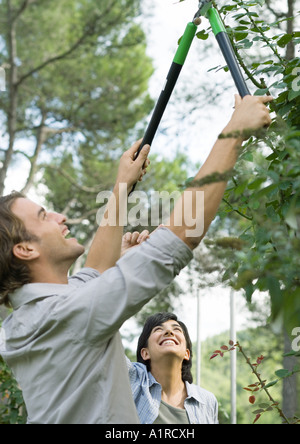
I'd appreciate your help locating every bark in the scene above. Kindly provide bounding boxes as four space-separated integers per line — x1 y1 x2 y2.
0 1 18 196
286 0 295 61
282 330 298 420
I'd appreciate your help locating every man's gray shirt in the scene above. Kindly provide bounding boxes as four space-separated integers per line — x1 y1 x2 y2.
0 228 193 424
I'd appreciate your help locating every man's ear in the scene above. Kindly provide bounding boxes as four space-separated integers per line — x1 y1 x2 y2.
140 348 150 362
13 242 40 262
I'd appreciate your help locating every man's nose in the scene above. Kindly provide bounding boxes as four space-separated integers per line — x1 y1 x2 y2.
165 329 174 337
49 212 67 224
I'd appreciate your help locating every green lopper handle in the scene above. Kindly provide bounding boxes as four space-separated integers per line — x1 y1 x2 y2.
207 7 251 98
130 22 197 193
174 22 198 65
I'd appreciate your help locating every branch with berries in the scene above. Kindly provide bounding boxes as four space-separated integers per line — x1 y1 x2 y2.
210 341 300 424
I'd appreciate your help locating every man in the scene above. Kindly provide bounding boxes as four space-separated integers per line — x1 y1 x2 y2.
127 312 219 424
0 95 272 424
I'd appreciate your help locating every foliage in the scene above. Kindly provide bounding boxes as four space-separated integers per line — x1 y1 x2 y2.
181 0 300 336
199 326 300 424
217 0 300 336
184 0 300 422
0 0 154 195
0 313 26 425
0 356 26 424
210 339 300 423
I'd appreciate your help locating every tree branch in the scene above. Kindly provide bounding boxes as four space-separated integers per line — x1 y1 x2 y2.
40 164 111 194
237 342 291 424
66 209 99 225
232 43 268 91
264 0 287 20
237 0 287 66
11 0 39 23
15 28 93 87
21 112 47 194
15 0 120 88
222 197 253 221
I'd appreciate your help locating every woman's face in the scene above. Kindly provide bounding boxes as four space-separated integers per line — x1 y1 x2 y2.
140 319 190 364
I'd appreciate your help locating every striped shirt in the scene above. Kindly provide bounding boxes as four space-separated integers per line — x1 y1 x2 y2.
127 358 219 424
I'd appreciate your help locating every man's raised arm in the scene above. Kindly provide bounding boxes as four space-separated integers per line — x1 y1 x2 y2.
167 95 273 250
85 141 150 274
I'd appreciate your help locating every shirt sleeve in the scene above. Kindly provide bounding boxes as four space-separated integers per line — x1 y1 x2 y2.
68 268 101 286
125 357 153 402
126 356 140 384
214 398 219 424
59 228 193 344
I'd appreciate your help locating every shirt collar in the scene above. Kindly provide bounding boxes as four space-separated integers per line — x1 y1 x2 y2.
148 371 160 388
185 381 206 405
148 372 205 406
9 283 70 310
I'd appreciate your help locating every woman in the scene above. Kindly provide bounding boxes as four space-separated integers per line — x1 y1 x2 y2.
126 312 218 424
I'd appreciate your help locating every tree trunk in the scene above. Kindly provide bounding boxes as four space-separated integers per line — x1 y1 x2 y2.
286 0 295 60
21 113 47 195
0 1 18 196
282 330 298 420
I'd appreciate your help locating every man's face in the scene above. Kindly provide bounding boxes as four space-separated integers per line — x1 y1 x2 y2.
11 198 85 267
141 320 190 364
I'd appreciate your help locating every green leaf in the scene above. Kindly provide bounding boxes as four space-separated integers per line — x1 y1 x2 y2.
267 276 283 319
288 89 300 101
277 34 293 48
248 177 266 190
264 380 279 389
285 198 300 230
275 369 293 379
235 32 249 42
283 350 300 357
254 88 269 96
259 403 271 409
255 184 278 199
196 30 209 41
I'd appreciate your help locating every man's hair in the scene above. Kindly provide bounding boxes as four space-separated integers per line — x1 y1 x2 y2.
0 192 37 307
136 312 193 384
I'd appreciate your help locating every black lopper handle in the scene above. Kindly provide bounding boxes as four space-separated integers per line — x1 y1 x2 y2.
130 62 183 194
135 62 183 158
130 22 198 194
207 7 251 98
216 31 251 98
